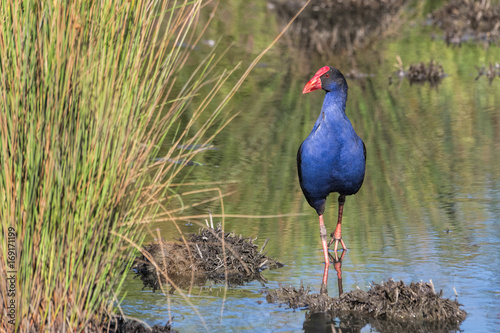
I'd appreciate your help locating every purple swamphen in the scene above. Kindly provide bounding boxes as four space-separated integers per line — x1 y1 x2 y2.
298 66 366 289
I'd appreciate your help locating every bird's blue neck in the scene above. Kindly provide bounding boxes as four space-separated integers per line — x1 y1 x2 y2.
310 88 349 134
322 89 347 119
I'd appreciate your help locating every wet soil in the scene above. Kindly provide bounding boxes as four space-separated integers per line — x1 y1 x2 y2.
269 0 409 55
134 225 283 291
267 279 466 332
431 0 500 46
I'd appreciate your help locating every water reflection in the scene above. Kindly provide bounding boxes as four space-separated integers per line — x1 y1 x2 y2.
331 250 346 296
303 312 351 333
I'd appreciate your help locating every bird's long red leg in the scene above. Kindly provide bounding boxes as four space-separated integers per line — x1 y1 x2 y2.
319 214 330 294
330 195 347 252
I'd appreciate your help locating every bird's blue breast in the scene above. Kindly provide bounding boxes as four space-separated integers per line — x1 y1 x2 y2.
298 93 366 211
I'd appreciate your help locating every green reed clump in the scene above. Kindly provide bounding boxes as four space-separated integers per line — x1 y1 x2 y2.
0 1 238 331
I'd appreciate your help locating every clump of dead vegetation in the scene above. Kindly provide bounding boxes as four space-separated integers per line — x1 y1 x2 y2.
431 0 500 46
406 61 447 85
475 62 500 84
269 0 409 55
134 224 283 291
390 57 446 86
267 279 466 331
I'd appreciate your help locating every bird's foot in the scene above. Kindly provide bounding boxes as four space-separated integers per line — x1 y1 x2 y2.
334 238 347 252
328 234 347 252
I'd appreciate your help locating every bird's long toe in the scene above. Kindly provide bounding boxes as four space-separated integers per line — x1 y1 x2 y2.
330 238 347 252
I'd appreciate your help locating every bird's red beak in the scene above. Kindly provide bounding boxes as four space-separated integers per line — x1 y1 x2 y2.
302 66 330 94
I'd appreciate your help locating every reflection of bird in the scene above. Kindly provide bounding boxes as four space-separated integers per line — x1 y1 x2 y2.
298 66 366 290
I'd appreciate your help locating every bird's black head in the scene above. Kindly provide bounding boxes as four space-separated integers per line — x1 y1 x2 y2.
302 66 348 94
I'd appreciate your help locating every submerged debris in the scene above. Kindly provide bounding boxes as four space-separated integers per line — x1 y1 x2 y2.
134 225 283 291
390 58 446 86
431 0 500 47
269 0 409 55
267 279 466 331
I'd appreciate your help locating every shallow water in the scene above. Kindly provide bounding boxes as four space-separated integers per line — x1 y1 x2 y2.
120 2 500 331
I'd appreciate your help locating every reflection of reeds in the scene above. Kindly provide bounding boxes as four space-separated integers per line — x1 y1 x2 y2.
0 1 243 331
431 0 500 47
270 0 409 56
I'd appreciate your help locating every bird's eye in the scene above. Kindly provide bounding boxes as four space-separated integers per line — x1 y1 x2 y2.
325 74 330 78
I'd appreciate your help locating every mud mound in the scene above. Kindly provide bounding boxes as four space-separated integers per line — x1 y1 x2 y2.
431 0 500 46
267 279 466 331
269 0 409 55
134 225 283 291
